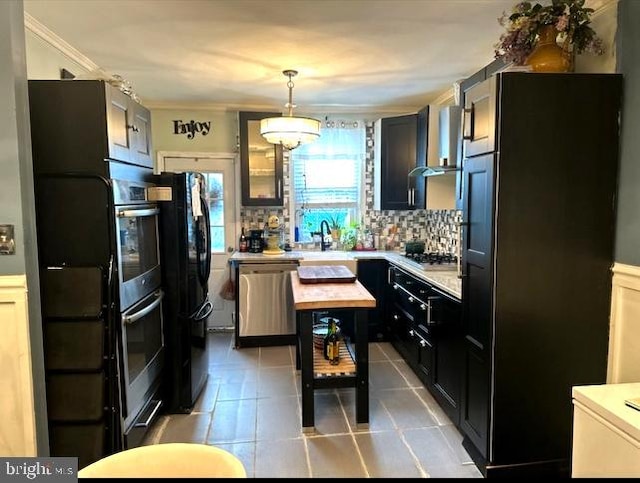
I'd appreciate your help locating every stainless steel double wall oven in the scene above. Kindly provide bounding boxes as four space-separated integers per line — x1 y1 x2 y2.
112 172 165 443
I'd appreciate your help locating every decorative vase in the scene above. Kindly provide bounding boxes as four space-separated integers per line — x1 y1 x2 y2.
525 25 572 73
330 229 341 241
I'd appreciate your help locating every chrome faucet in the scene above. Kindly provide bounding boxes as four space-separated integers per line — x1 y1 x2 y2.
319 220 331 251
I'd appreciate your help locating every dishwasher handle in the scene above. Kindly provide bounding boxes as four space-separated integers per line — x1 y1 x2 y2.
239 263 298 274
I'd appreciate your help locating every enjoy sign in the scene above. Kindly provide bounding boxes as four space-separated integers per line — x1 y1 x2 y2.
173 120 211 139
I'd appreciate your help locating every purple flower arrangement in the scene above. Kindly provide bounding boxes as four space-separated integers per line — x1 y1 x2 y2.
495 0 604 66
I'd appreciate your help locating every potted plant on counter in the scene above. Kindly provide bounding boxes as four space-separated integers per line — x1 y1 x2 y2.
328 214 343 241
340 220 360 251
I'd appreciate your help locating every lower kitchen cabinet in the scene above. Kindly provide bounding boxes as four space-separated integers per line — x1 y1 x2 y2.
357 258 388 342
415 328 435 387
387 264 462 424
429 288 463 426
388 305 417 364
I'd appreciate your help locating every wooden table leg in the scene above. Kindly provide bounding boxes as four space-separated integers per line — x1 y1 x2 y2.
355 309 369 425
299 310 314 428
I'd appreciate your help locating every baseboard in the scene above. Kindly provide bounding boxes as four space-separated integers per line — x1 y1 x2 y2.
607 262 640 383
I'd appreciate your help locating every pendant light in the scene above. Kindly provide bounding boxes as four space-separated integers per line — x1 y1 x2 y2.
260 70 321 150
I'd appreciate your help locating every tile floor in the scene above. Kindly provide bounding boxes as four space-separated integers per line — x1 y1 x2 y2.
142 331 482 478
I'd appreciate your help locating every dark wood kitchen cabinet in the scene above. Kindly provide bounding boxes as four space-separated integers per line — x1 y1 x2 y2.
429 286 462 426
458 73 622 478
386 264 462 425
356 258 389 342
239 111 284 206
454 58 508 209
107 87 153 168
28 80 154 173
374 106 428 210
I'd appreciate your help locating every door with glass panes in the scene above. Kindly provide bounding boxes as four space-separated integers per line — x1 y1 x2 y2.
161 154 236 329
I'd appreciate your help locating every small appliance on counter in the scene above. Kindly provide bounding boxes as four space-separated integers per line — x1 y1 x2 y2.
263 215 284 255
248 229 264 253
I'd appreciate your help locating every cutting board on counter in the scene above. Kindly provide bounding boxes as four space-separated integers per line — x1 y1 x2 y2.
297 265 357 284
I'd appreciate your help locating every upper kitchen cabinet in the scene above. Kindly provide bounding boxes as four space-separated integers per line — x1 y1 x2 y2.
28 80 154 175
239 111 284 206
462 77 497 158
454 58 509 208
374 106 427 211
107 88 153 168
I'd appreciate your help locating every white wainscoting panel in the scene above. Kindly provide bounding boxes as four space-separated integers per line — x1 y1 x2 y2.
607 263 640 383
0 275 37 456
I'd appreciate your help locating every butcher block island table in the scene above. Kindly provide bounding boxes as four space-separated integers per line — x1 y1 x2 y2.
290 268 376 430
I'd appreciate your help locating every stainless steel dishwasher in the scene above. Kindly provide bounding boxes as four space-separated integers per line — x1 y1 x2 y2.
238 262 298 337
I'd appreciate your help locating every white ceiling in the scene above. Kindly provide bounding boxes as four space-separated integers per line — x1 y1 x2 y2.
24 0 522 113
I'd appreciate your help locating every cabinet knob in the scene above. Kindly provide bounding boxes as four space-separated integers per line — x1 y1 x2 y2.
420 304 427 311
393 314 399 320
408 296 415 303
419 339 427 348
393 283 399 290
409 329 415 337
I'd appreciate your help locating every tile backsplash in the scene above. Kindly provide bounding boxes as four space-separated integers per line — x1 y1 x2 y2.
361 122 461 254
240 120 461 254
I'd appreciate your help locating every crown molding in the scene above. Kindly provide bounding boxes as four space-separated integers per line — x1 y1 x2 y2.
143 101 242 112
144 100 420 116
432 88 455 107
23 12 100 73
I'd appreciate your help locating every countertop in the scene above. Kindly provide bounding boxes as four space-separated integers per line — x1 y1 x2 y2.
290 272 377 311
230 250 462 300
572 383 640 443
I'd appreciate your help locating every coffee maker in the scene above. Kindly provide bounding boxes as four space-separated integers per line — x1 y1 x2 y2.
248 229 264 253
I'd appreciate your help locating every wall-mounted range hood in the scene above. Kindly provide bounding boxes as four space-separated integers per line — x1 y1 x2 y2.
409 105 462 177
408 164 459 177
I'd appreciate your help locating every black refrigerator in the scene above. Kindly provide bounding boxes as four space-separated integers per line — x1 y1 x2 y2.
158 172 213 413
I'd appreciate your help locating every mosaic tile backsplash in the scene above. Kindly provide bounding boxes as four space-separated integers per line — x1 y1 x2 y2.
241 120 461 255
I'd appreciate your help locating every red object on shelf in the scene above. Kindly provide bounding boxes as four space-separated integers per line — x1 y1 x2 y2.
352 247 377 251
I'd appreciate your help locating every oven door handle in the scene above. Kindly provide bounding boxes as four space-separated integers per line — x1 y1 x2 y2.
122 290 164 325
117 207 160 218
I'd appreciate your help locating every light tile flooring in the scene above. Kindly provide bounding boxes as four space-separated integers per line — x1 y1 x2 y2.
142 331 482 478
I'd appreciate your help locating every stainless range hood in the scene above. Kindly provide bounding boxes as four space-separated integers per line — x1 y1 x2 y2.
409 105 461 178
408 164 459 177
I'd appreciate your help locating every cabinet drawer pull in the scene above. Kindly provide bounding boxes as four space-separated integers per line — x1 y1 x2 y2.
419 339 427 348
409 329 415 337
426 302 435 326
408 296 415 303
420 303 427 311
